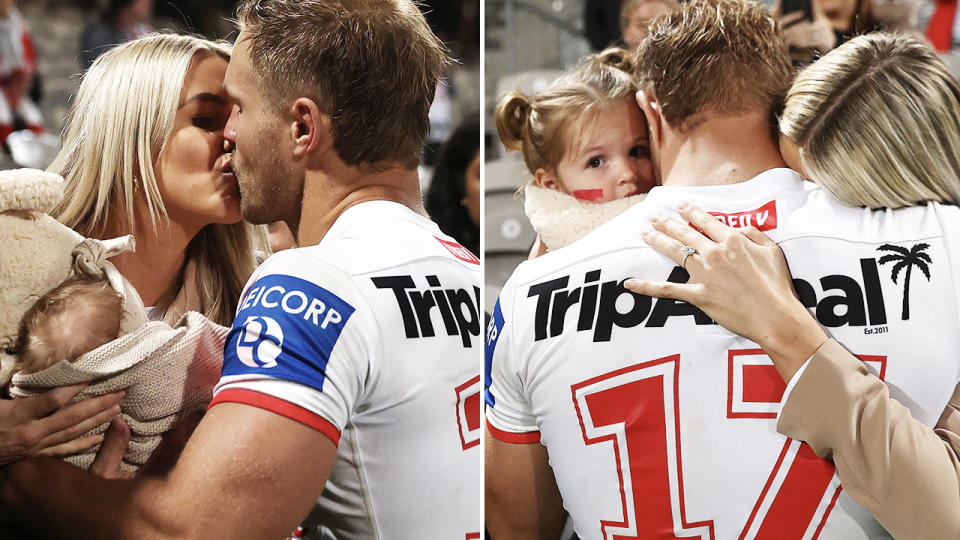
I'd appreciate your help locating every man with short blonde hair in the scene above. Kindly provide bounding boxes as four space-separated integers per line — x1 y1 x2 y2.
634 0 792 131
234 0 447 171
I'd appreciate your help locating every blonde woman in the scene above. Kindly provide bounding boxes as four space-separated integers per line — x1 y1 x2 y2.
0 34 264 472
627 33 960 538
52 33 264 326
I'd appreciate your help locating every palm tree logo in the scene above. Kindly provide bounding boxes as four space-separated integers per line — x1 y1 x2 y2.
877 243 932 320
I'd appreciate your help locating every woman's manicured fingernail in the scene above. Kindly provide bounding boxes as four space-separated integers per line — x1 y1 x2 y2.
625 278 647 290
677 201 689 210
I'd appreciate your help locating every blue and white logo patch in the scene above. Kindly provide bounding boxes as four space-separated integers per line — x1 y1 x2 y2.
484 299 505 407
222 274 356 392
235 316 284 368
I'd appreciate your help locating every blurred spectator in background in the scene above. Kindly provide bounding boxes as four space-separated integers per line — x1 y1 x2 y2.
620 0 677 49
928 0 960 50
779 0 880 65
0 0 42 144
871 0 926 34
419 1 479 62
153 0 237 40
80 0 153 69
425 113 481 257
585 0 624 51
421 0 480 157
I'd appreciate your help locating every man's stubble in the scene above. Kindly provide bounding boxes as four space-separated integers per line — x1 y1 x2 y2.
234 125 303 229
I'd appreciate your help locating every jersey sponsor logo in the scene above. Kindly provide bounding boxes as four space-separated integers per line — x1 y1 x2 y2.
222 274 355 392
793 257 889 328
372 275 482 347
238 277 348 329
876 242 932 320
484 300 505 407
435 236 480 264
529 254 919 342
707 200 777 231
529 267 712 342
235 316 284 368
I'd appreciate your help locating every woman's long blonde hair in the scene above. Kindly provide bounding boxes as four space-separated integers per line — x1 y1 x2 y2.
780 33 960 209
51 34 266 326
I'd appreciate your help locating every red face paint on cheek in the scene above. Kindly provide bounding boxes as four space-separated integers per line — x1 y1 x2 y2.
572 189 604 202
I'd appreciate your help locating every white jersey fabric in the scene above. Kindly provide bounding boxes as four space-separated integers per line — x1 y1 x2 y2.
486 169 960 540
213 201 482 539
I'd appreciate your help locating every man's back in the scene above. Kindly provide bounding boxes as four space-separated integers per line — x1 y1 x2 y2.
486 169 960 539
216 201 482 538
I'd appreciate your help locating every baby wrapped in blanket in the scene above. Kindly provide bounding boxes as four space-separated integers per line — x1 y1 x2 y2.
0 168 228 473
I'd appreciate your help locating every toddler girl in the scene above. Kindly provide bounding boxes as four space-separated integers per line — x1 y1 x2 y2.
495 47 655 251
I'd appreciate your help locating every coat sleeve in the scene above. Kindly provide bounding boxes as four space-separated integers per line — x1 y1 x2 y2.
777 338 960 539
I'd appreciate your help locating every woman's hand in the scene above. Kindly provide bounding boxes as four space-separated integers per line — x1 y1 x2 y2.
0 385 124 466
625 203 828 382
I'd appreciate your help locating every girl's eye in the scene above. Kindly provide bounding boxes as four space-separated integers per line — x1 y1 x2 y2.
587 157 604 168
630 145 650 158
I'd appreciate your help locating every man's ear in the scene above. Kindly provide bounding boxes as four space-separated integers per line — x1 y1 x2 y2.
534 168 562 192
636 88 662 153
289 98 332 157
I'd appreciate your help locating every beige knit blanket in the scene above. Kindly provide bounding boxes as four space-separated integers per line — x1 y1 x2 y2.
523 185 646 251
9 311 228 473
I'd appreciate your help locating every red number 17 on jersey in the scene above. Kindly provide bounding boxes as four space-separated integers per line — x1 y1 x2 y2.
572 351 886 540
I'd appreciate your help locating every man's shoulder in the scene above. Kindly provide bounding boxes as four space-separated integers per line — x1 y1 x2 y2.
312 202 480 278
238 248 368 333
778 189 953 246
498 237 650 318
256 247 354 286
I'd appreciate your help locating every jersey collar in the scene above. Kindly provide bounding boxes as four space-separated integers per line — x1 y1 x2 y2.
320 200 438 247
642 168 806 210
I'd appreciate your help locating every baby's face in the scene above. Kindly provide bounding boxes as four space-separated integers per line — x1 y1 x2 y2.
17 277 122 374
552 98 655 203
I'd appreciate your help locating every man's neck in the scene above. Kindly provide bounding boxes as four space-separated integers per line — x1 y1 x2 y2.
294 164 424 246
660 114 787 188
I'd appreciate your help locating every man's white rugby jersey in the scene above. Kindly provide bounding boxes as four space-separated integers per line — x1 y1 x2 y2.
486 169 960 540
212 201 482 539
